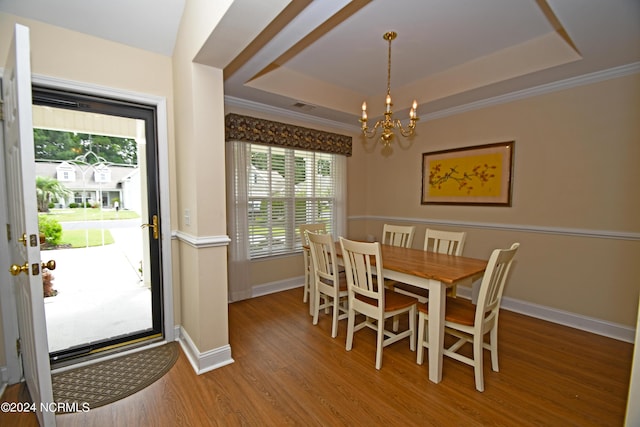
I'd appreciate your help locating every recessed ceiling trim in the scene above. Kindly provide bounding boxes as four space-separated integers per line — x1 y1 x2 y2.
248 0 371 83
425 62 640 121
224 0 313 80
227 62 640 131
391 31 583 107
535 0 580 54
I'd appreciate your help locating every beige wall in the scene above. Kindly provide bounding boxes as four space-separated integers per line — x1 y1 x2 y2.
227 74 640 328
227 73 640 328
229 73 640 328
348 73 640 327
0 12 178 364
171 0 233 352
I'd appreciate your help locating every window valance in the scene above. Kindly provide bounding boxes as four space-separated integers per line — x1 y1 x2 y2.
225 113 352 157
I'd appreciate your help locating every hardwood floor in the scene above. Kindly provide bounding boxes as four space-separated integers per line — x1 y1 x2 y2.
1 288 633 426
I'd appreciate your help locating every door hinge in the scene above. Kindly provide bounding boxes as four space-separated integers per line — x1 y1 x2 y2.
16 338 21 357
0 98 4 121
5 223 11 242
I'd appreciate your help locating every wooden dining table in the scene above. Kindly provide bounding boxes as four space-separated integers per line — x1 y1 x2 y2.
336 242 488 383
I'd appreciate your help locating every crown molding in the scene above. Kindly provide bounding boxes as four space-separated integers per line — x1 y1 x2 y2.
224 62 640 129
424 62 640 120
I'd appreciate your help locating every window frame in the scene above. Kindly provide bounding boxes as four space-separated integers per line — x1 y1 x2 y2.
230 141 345 260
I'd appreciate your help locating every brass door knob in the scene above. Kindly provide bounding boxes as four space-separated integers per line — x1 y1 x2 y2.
9 263 29 276
42 260 56 270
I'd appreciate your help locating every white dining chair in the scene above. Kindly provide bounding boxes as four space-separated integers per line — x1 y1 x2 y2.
416 243 519 392
307 231 348 338
299 223 326 305
381 224 415 248
339 237 418 370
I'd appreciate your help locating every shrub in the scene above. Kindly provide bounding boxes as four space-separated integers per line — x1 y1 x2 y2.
38 215 63 246
69 202 78 208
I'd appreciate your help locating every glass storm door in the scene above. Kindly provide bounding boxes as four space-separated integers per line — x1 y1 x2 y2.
31 86 164 365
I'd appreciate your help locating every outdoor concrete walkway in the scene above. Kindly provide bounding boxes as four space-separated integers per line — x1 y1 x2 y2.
43 222 152 353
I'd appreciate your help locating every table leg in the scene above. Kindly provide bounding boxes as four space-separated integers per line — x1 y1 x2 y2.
428 279 446 383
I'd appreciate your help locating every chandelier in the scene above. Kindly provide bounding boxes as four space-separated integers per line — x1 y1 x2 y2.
360 31 418 145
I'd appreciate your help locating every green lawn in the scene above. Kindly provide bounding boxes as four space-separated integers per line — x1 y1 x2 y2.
39 208 133 248
60 229 115 248
41 208 139 222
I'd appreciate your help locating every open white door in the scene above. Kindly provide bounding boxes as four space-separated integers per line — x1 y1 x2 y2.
3 24 56 427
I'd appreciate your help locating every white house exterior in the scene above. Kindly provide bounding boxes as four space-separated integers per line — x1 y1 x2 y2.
35 160 141 213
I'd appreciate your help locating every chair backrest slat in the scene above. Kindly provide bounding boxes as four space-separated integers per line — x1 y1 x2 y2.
307 231 338 281
299 223 326 246
475 243 519 327
424 228 466 256
382 224 415 248
339 237 383 302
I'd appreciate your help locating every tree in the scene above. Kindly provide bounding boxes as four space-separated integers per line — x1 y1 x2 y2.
33 129 138 165
34 129 79 160
77 133 138 164
35 176 72 212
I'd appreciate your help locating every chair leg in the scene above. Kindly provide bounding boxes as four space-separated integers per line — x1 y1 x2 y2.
473 334 485 392
448 284 457 298
303 255 309 303
409 306 416 351
331 295 339 338
346 308 355 351
312 288 321 325
392 315 399 332
375 317 384 370
490 326 499 372
416 311 426 364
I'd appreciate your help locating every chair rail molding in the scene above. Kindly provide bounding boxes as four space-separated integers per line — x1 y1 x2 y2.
173 230 231 248
350 215 640 241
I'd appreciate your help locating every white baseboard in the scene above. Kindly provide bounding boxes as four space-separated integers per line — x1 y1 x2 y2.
253 276 636 343
252 276 304 298
177 326 234 375
455 286 636 343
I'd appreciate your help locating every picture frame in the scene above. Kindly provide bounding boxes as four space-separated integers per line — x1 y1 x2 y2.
421 141 514 206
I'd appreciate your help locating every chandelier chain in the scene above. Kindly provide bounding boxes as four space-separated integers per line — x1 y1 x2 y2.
386 33 392 96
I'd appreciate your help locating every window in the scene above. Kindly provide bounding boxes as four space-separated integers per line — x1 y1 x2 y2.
94 166 111 183
229 141 345 259
56 162 75 181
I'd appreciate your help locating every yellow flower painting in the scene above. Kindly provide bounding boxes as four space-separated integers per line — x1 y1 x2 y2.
428 152 502 197
421 141 514 206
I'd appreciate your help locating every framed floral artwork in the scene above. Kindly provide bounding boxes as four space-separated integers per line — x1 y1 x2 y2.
421 141 514 206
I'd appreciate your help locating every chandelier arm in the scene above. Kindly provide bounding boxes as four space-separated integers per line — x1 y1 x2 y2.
362 120 384 139
395 119 418 137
